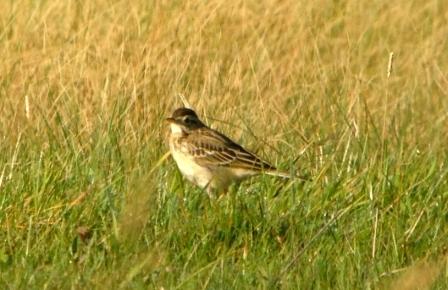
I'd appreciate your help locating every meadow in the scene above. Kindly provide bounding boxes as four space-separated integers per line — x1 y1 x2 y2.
0 0 447 288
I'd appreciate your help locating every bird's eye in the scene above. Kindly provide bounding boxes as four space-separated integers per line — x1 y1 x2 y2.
184 116 194 124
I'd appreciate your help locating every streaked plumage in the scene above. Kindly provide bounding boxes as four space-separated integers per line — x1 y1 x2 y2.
166 108 291 195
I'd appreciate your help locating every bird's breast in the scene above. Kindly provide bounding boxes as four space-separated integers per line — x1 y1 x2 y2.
169 140 213 188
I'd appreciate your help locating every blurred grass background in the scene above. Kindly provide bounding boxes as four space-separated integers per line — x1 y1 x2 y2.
0 0 447 288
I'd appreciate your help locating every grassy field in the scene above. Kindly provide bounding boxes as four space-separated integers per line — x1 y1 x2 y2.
1 0 447 288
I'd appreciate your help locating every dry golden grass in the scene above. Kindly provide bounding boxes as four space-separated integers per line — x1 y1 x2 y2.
387 258 445 290
2 0 447 144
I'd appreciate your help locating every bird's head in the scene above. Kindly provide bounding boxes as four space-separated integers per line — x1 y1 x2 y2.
166 108 205 135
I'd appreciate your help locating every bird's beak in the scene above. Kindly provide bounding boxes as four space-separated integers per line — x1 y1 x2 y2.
165 117 175 123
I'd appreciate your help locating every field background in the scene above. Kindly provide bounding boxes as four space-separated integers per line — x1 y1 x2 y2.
1 0 447 289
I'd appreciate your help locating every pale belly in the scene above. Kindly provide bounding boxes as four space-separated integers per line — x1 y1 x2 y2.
170 145 256 191
170 149 213 189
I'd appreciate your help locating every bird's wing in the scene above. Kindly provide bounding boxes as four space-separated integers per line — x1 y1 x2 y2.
185 128 277 172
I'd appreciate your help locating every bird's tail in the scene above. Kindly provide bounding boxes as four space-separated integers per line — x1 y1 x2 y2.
265 169 309 180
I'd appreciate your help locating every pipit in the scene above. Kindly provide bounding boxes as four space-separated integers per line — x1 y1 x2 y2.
166 107 294 196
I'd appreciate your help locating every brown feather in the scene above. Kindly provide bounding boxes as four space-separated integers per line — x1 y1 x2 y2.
180 127 277 172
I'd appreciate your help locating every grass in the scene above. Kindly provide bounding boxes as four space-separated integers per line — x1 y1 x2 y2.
0 0 447 288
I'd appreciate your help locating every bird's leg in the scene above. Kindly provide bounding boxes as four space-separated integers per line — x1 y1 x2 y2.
206 186 217 199
216 184 231 200
217 190 228 201
205 185 228 201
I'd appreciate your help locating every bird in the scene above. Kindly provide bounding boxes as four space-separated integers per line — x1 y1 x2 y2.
166 107 294 196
